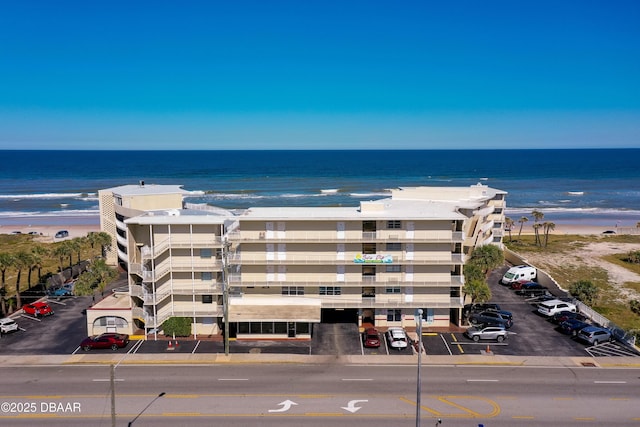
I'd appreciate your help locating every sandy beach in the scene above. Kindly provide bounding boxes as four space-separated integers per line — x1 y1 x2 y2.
0 222 100 241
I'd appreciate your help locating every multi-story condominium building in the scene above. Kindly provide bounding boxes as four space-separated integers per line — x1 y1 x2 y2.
98 182 189 269
88 183 506 340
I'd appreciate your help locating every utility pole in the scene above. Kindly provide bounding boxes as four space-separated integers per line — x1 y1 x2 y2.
110 364 116 427
222 239 231 356
416 308 423 427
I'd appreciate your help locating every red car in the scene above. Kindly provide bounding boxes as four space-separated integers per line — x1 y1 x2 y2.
80 333 130 351
22 302 54 317
510 280 536 290
363 328 381 348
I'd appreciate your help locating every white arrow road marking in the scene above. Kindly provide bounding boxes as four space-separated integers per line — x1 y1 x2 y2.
268 400 298 413
341 399 368 413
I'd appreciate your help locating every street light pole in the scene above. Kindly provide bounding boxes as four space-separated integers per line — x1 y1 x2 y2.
416 308 423 427
127 392 166 427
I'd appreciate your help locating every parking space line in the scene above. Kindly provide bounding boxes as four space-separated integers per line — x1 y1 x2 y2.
448 333 461 354
192 340 201 354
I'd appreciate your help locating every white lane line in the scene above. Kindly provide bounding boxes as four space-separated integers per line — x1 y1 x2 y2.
218 378 249 381
594 381 627 384
467 379 499 382
342 378 373 381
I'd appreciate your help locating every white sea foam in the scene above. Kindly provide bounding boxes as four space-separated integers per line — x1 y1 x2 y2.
0 193 87 199
0 209 100 217
320 189 339 194
349 192 391 198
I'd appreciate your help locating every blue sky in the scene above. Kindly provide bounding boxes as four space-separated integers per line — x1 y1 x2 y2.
1 1 639 150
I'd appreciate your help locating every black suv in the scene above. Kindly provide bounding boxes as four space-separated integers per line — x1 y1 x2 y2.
469 310 513 329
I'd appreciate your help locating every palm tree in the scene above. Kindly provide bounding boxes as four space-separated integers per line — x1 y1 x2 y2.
89 232 113 258
13 251 34 308
92 258 118 294
543 222 556 247
517 217 528 238
463 278 492 305
531 210 544 246
0 252 15 316
27 252 42 290
504 217 514 241
65 238 82 266
532 223 543 246
31 244 49 286
52 243 73 273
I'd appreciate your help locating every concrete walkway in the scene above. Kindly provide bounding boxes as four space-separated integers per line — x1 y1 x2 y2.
2 353 640 368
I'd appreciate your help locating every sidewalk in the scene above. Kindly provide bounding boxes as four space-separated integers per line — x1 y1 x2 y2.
2 353 640 368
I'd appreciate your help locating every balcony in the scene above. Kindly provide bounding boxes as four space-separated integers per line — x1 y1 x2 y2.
226 229 464 243
236 253 464 265
320 296 464 309
141 236 223 260
227 276 463 288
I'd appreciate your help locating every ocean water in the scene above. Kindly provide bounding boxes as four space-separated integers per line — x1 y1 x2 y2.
0 149 639 227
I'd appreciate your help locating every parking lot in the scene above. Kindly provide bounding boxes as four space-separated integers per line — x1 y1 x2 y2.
1 264 638 358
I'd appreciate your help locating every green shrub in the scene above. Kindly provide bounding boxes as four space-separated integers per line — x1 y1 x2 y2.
162 317 192 337
569 280 600 305
630 300 640 316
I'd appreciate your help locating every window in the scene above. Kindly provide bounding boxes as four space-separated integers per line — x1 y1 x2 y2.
202 295 213 304
385 286 401 294
200 248 212 258
387 309 401 322
386 242 401 251
362 266 376 276
297 322 310 334
362 220 376 232
386 265 401 273
282 286 304 296
362 243 376 254
320 286 342 296
201 272 212 281
387 220 401 229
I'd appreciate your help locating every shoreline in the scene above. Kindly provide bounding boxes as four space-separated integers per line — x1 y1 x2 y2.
1 215 636 238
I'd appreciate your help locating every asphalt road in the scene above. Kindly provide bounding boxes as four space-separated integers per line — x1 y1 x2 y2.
1 364 639 426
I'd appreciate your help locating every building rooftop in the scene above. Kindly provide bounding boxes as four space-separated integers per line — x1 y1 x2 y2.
101 183 194 197
125 207 232 225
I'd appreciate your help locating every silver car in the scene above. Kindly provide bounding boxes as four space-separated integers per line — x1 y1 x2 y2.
464 325 508 342
577 326 612 345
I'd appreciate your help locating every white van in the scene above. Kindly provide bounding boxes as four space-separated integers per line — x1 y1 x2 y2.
501 265 537 285
537 299 577 317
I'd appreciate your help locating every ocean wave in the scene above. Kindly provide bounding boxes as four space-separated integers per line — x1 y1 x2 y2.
0 209 100 217
0 192 93 200
349 192 391 198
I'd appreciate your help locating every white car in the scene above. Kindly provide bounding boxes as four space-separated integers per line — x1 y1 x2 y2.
537 299 577 317
0 317 19 334
386 327 408 350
